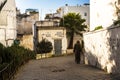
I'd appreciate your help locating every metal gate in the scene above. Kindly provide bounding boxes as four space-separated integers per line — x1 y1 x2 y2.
54 39 62 55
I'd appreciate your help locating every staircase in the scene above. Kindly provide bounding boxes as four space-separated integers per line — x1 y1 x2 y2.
0 0 7 11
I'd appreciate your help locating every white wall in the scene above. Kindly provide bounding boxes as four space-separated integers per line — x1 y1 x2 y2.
90 0 118 31
84 26 120 74
0 0 16 46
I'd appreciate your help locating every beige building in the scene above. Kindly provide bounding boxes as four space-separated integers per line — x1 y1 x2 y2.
34 21 67 55
17 8 39 35
0 0 16 46
45 13 61 25
16 9 39 50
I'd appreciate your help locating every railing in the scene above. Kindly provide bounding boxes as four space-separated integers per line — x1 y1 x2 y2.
0 61 18 80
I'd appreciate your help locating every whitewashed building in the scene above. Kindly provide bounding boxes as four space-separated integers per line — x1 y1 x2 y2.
57 4 90 27
0 0 16 46
84 0 120 74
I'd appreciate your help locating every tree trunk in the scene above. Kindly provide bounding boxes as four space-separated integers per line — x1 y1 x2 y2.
68 32 74 49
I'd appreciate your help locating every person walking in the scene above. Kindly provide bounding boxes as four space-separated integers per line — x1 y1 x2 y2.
73 40 82 64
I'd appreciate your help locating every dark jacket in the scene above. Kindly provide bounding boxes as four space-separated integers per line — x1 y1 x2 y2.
73 42 82 53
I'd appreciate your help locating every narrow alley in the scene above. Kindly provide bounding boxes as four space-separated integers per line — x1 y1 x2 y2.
13 54 117 80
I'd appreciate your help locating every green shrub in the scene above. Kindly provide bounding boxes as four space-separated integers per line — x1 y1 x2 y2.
6 45 35 64
0 63 8 71
94 26 103 30
0 43 5 63
36 39 53 54
0 43 35 67
0 42 36 80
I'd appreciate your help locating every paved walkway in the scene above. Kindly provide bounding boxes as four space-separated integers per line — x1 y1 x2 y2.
14 55 113 80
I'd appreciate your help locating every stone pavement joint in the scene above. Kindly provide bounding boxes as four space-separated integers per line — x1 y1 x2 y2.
14 54 119 80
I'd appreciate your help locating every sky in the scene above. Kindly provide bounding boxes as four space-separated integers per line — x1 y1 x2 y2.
16 0 89 20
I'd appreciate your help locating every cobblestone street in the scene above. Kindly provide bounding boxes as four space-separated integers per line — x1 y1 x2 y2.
14 54 114 80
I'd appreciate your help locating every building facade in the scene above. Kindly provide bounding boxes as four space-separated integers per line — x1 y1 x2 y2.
0 0 16 46
56 4 89 48
17 8 39 35
34 21 67 55
57 4 90 28
16 9 39 50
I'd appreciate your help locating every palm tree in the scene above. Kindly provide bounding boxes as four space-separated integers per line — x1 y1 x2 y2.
60 13 87 49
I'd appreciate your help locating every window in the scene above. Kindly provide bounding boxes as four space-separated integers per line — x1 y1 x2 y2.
84 12 87 16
